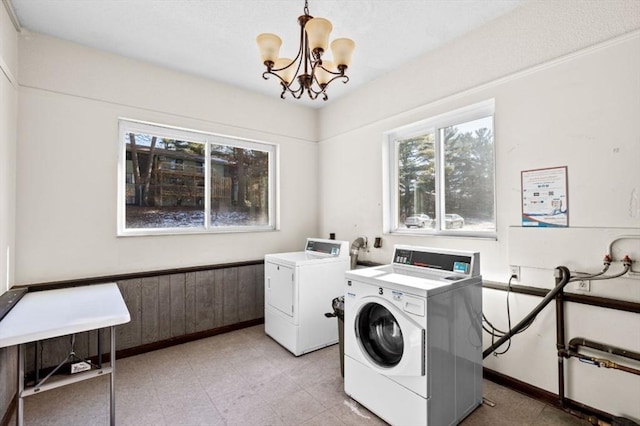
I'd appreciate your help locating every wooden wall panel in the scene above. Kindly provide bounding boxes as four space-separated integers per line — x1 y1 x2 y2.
184 272 196 334
222 267 239 326
141 277 159 344
0 346 17 422
237 266 254 322
255 264 265 319
213 269 224 328
169 274 185 337
157 275 172 341
195 270 214 332
117 279 142 350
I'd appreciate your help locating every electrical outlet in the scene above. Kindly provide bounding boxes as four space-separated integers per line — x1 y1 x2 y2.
577 280 590 292
509 265 520 281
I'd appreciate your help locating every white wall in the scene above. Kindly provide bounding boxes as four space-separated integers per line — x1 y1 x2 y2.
16 33 320 284
317 1 640 421
0 3 18 295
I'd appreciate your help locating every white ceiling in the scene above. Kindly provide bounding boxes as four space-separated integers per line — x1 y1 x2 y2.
9 0 525 108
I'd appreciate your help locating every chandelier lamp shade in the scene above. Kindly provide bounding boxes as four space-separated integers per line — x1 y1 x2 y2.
256 0 355 101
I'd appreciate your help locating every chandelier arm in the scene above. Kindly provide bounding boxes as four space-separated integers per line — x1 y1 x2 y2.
305 84 327 101
323 74 350 87
263 69 305 99
279 81 306 100
291 84 305 99
317 64 346 76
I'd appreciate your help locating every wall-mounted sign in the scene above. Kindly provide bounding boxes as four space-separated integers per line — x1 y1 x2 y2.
521 166 568 227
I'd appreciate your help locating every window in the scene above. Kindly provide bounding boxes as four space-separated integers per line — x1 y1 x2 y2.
118 120 277 235
386 101 496 237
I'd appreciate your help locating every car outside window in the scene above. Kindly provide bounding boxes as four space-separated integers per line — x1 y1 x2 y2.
386 101 496 237
118 119 277 236
405 214 433 229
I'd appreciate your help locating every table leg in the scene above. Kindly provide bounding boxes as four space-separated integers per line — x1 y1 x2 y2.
16 344 24 426
110 326 115 426
34 341 39 384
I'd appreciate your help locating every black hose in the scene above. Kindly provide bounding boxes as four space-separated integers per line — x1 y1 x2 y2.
483 266 572 359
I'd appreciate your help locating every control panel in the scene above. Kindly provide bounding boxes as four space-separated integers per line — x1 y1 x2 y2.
305 239 346 256
392 246 480 277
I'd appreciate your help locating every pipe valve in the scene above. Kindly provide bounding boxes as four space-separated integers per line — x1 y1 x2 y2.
594 357 617 369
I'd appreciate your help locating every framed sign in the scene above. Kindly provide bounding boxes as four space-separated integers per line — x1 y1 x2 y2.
521 166 568 227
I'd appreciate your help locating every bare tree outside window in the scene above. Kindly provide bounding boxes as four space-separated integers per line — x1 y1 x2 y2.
125 133 205 229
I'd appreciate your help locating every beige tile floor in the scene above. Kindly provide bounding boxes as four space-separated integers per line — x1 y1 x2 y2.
13 325 589 425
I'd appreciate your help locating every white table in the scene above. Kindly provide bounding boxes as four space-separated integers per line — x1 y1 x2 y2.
0 283 131 426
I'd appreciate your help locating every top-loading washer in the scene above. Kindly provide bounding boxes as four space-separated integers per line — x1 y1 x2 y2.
344 245 483 426
265 238 350 356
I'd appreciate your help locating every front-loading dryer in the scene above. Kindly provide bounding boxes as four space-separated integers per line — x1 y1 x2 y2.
344 245 483 426
265 238 350 356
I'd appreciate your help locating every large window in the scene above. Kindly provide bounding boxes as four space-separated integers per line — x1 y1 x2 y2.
118 120 277 235
386 101 496 237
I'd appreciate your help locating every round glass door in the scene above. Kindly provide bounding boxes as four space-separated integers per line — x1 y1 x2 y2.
357 302 404 367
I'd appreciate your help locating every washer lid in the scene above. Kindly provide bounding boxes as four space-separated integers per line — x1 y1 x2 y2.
345 264 479 296
377 272 452 292
265 251 349 267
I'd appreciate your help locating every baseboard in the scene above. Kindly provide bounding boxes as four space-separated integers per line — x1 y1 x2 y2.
483 367 614 424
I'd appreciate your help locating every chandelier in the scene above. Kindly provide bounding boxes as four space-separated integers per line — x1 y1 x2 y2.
256 0 355 101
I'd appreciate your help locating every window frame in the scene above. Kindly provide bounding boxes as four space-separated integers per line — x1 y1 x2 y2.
117 119 278 236
384 100 496 238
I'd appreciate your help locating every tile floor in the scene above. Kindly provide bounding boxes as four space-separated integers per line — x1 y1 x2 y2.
13 325 590 425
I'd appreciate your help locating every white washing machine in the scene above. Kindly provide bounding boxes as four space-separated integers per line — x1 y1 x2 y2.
265 238 350 356
344 245 483 426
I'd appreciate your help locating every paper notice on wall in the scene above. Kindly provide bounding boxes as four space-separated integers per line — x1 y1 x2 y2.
521 166 568 227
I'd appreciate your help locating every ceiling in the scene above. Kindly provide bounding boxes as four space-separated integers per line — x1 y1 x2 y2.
9 0 525 108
